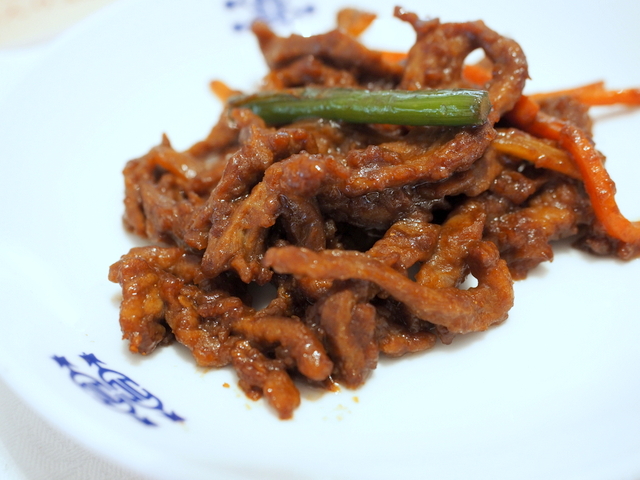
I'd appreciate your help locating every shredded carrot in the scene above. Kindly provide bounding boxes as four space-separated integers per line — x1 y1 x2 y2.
462 63 493 86
529 82 605 102
492 128 582 179
575 87 640 106
505 95 563 140
505 95 541 127
379 50 407 65
529 81 640 106
507 94 640 245
209 80 237 102
559 125 640 244
337 8 377 37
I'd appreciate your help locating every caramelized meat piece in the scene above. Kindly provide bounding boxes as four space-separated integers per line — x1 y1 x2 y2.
109 246 204 355
263 242 514 335
110 7 638 418
252 21 403 85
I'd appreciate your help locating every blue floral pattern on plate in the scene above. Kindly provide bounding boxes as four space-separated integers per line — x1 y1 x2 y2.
225 0 315 30
52 353 184 427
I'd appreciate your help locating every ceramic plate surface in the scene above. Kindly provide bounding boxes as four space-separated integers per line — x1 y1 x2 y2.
1 1 639 479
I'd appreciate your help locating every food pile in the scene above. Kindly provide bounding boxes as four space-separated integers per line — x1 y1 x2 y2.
109 8 640 419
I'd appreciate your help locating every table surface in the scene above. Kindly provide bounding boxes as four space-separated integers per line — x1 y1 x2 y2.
0 2 151 478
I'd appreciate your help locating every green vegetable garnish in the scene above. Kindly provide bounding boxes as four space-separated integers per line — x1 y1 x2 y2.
228 88 491 126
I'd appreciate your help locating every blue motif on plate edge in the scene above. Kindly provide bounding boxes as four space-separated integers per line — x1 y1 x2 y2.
225 0 315 30
52 353 184 427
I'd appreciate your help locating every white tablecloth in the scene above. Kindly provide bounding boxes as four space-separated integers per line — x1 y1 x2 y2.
0 2 150 478
0 377 151 480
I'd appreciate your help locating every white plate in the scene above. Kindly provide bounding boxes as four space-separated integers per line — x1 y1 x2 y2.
1 1 639 479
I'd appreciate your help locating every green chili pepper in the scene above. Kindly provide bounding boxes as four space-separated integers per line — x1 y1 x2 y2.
228 88 491 126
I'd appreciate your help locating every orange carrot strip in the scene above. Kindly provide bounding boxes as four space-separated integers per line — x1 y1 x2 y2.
209 80 237 102
577 88 640 106
505 95 563 140
379 50 407 65
529 81 640 106
492 128 582 179
462 63 493 85
337 8 377 37
525 112 565 141
559 125 640 244
528 82 606 102
506 94 640 244
505 95 540 127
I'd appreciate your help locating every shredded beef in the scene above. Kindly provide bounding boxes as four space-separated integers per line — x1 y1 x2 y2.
109 7 636 419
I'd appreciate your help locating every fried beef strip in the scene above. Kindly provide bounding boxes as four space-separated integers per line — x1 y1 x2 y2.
110 7 634 419
263 241 514 335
